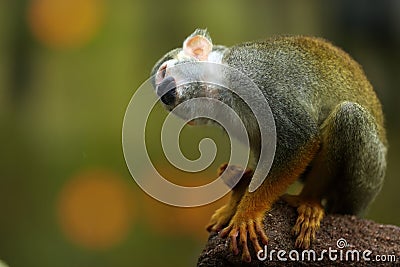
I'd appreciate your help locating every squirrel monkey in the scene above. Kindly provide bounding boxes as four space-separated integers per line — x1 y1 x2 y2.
151 29 387 262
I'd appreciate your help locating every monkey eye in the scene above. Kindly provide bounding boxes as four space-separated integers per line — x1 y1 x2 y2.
156 63 167 85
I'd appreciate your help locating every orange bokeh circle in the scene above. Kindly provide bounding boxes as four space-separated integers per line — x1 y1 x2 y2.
57 168 133 250
27 0 104 49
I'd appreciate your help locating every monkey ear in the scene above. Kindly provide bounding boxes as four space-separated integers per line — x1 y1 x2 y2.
183 35 213 61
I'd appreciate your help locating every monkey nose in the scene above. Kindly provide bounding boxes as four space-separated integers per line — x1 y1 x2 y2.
156 76 177 106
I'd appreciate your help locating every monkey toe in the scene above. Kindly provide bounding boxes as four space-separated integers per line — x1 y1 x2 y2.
293 202 324 249
282 194 324 249
220 212 268 262
206 204 235 232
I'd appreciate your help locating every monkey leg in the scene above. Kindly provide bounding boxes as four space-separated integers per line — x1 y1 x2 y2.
220 140 320 262
281 145 328 249
321 101 387 215
206 163 252 232
284 101 387 249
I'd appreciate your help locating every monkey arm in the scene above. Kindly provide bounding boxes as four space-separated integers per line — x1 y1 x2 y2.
219 139 320 262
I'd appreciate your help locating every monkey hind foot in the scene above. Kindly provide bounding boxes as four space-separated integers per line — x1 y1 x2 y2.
282 194 324 249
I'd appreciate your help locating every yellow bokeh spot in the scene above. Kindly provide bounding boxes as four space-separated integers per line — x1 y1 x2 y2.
57 168 133 250
27 0 104 49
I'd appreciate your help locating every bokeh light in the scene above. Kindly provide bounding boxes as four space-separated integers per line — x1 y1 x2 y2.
27 0 105 49
57 168 133 250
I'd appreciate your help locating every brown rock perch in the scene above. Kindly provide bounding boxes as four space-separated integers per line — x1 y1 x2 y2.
198 200 400 266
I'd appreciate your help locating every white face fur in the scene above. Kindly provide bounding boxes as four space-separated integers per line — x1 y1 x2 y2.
154 32 230 127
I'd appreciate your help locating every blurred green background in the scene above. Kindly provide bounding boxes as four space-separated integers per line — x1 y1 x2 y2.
0 0 399 266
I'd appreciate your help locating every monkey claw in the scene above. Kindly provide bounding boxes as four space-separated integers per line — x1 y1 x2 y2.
219 212 269 262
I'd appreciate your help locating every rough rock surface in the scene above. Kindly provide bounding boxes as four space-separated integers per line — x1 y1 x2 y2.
197 200 400 266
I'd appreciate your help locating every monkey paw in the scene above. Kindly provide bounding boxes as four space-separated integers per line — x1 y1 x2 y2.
217 162 253 187
217 162 229 176
206 204 236 232
219 212 268 262
282 194 324 249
